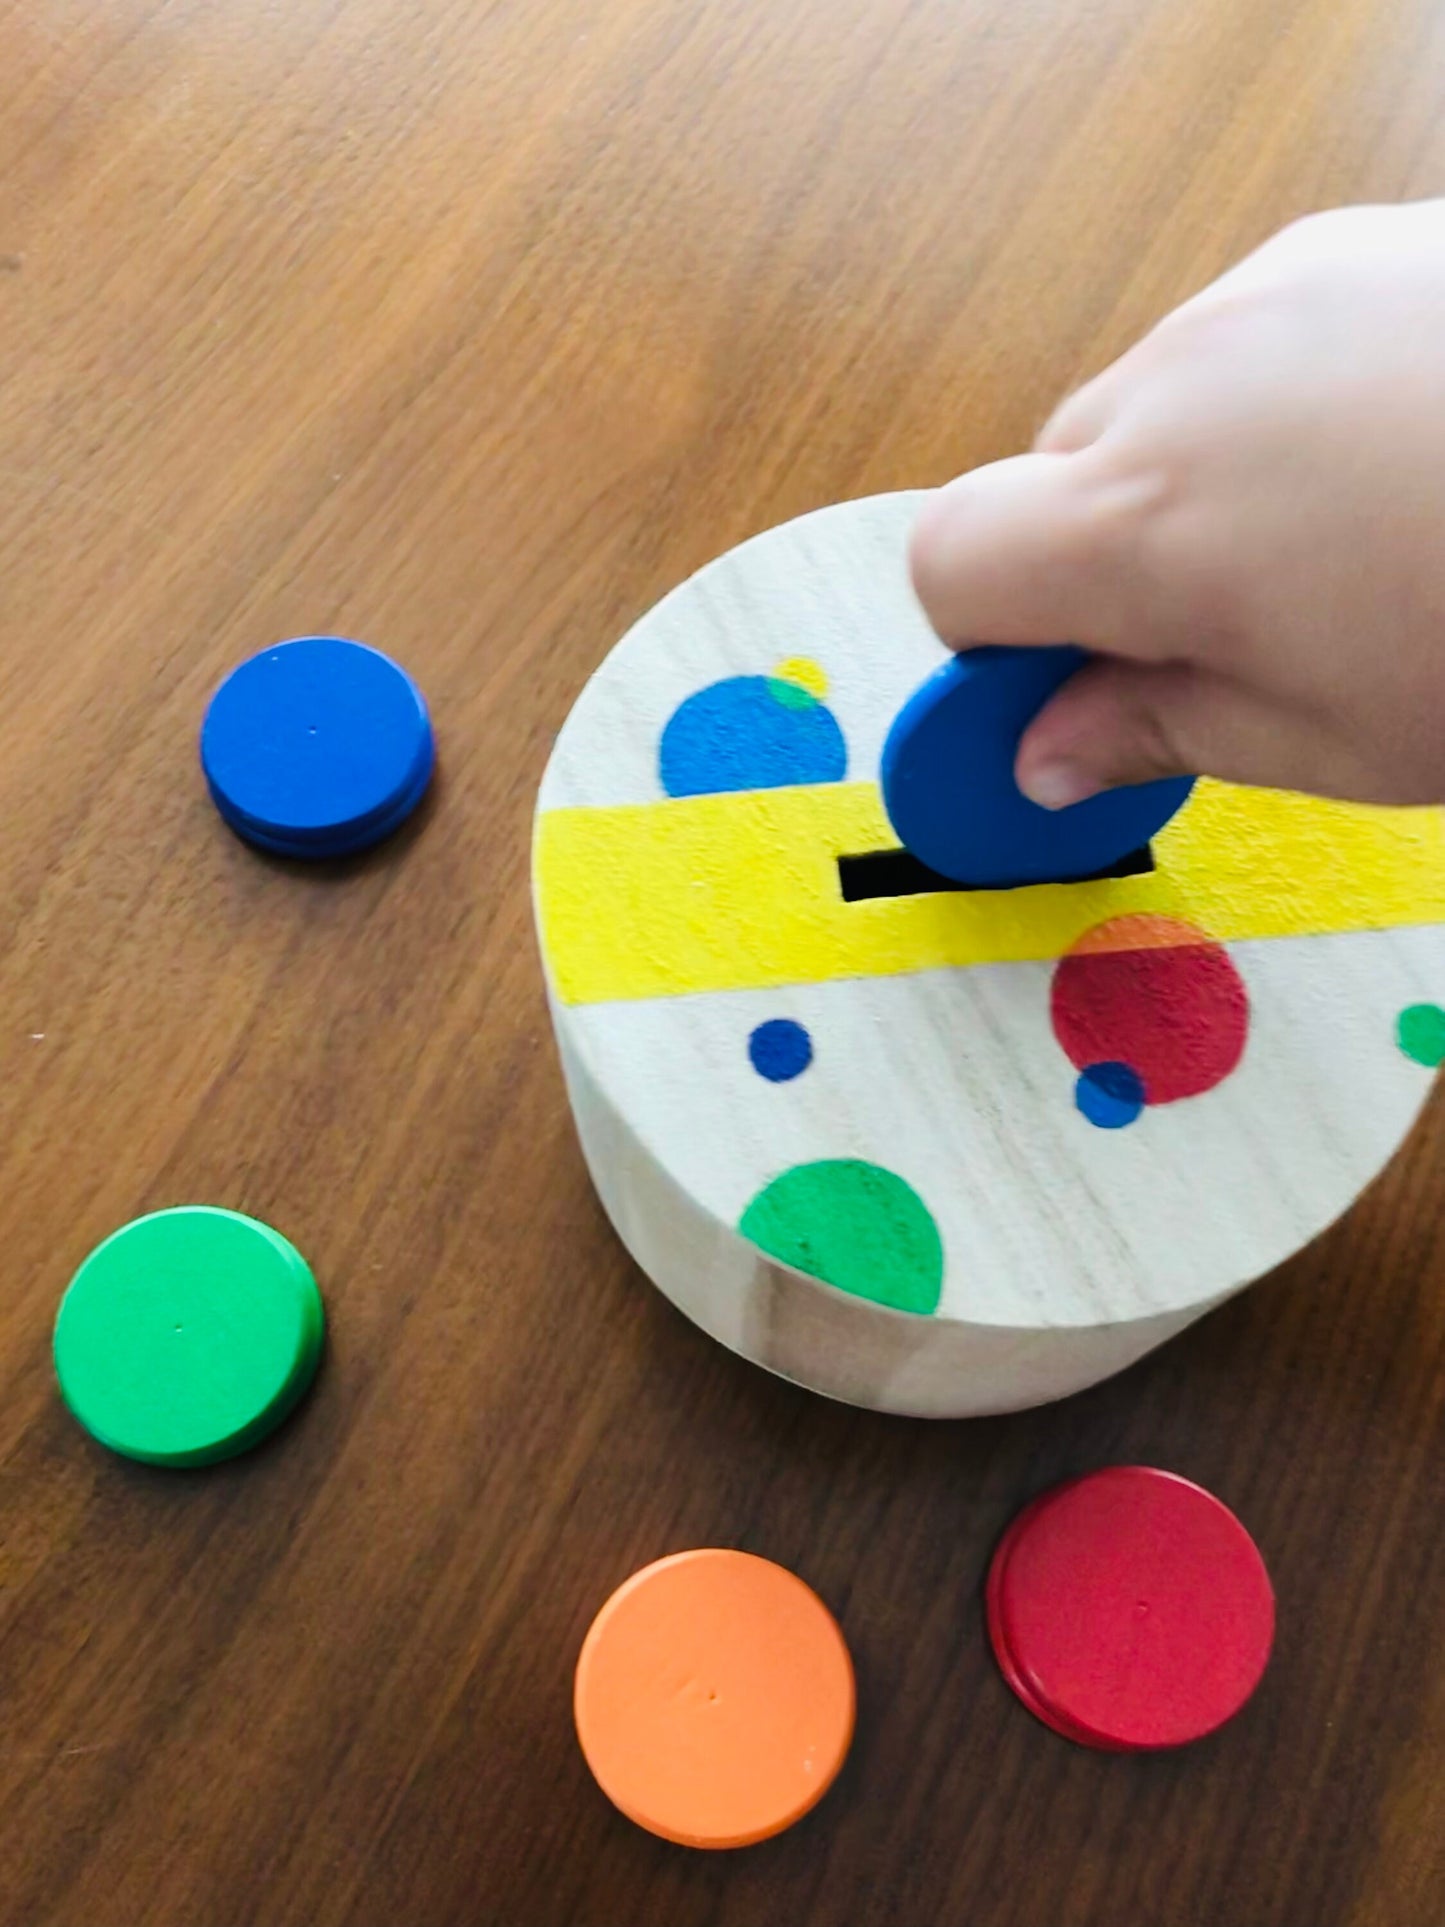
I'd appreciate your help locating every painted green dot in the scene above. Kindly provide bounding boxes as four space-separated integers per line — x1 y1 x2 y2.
1398 1003 1445 1068
739 1159 943 1315
766 677 819 711
53 1207 324 1466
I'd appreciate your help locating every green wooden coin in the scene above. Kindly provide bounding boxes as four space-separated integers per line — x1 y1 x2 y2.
53 1207 324 1466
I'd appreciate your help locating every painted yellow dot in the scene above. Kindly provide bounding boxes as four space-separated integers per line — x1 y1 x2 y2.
772 657 828 700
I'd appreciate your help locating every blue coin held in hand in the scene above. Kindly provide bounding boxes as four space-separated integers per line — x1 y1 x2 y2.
201 637 435 860
880 645 1194 888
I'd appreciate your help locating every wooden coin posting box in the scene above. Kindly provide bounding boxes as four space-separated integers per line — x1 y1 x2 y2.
532 493 1445 1417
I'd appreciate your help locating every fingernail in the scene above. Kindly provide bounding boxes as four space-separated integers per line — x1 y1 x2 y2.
1021 761 1098 810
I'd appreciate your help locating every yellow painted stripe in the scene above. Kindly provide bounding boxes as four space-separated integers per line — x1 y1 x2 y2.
534 779 1445 1007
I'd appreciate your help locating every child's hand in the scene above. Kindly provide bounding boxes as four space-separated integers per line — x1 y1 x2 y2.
909 200 1445 809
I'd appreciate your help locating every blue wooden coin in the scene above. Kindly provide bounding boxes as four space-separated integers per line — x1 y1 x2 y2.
201 636 435 859
880 645 1194 887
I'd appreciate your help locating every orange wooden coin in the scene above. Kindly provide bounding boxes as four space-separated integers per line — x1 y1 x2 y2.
574 1549 855 1848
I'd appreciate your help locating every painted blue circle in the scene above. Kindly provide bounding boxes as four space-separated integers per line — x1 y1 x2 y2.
880 646 1193 887
201 637 435 860
748 1018 813 1082
659 676 846 798
1075 1061 1146 1130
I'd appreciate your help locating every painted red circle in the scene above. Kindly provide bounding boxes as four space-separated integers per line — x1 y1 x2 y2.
992 1467 1274 1750
1051 916 1248 1104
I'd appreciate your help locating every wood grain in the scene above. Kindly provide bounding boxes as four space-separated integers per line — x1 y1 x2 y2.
2 0 1444 1921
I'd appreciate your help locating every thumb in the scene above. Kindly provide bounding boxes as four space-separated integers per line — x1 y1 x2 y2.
1014 656 1281 807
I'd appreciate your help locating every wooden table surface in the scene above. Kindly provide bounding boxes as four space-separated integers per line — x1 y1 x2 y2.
4 2 1445 1922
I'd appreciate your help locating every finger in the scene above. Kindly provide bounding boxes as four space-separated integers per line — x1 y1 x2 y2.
1036 358 1134 453
909 453 1150 652
1036 241 1272 459
1013 656 1320 806
1036 379 1113 454
1037 303 1208 455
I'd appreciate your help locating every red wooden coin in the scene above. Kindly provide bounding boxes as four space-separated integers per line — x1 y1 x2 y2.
987 1489 1094 1744
986 1482 1134 1750
989 1468 1274 1750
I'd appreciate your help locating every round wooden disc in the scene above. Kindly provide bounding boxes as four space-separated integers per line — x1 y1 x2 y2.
880 645 1194 886
533 492 1445 1415
573 1549 855 1848
53 1206 324 1466
991 1468 1275 1750
985 1485 1126 1749
201 635 434 859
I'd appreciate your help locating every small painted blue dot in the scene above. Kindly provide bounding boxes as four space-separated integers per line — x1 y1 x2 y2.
1075 1061 1145 1129
748 1019 813 1082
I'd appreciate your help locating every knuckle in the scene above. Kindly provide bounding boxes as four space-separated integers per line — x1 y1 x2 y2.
1069 458 1169 632
1123 687 1187 778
